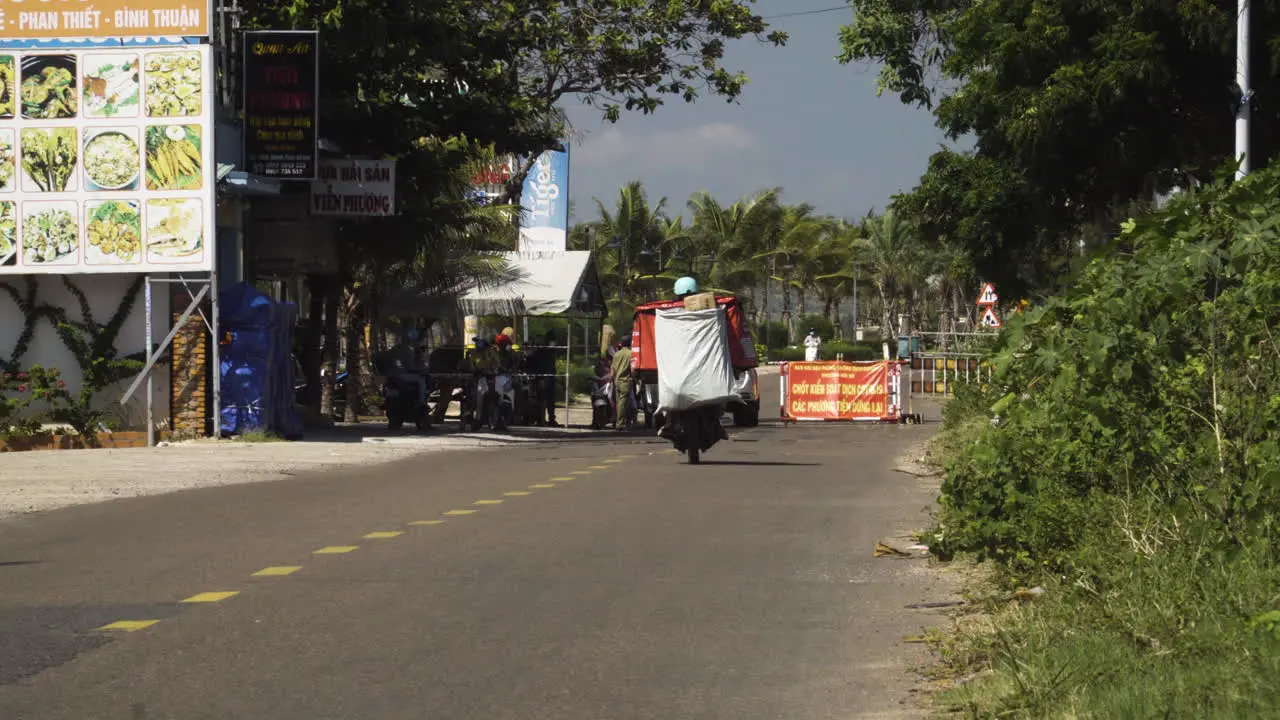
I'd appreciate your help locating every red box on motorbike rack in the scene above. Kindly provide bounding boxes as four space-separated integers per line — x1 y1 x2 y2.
779 360 905 424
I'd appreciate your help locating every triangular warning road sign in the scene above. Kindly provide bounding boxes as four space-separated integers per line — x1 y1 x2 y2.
976 282 998 306
980 306 1002 328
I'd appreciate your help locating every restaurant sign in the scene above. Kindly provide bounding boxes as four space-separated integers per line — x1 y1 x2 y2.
0 0 212 41
310 158 395 217
242 30 318 180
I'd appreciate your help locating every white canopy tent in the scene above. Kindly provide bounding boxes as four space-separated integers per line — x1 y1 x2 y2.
458 251 607 319
457 251 607 427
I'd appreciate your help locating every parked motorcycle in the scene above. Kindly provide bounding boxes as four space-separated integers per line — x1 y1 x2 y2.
661 404 728 464
590 376 615 430
383 372 432 431
470 372 515 432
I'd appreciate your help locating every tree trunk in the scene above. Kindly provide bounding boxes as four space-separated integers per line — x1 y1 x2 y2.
320 280 340 419
341 289 364 423
879 284 893 340
301 275 325 408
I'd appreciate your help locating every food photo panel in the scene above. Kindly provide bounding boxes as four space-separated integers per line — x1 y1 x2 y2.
21 54 77 120
21 127 79 193
145 197 203 264
0 201 15 266
145 124 202 190
0 55 14 120
0 129 15 193
84 127 141 191
84 199 142 266
82 53 140 119
144 50 203 118
21 200 80 267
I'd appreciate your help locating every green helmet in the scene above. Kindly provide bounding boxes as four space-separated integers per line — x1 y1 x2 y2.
674 276 698 296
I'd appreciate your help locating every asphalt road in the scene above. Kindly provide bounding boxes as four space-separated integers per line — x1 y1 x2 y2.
0 377 950 720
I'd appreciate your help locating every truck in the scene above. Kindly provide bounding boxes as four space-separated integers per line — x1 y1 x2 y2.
630 294 761 428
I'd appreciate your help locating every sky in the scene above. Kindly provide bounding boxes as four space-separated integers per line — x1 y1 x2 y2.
564 1 957 225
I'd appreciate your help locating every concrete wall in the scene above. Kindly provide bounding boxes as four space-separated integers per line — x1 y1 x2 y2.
0 274 172 431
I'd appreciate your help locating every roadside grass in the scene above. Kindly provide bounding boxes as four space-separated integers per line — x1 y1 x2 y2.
927 503 1280 718
234 430 285 443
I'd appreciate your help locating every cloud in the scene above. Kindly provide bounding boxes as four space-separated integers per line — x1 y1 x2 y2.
574 122 758 170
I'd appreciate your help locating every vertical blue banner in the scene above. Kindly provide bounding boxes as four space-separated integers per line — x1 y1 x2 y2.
519 145 570 252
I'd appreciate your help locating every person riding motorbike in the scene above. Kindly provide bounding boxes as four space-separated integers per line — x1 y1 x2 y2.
381 334 427 406
674 276 698 300
494 334 521 372
658 277 730 451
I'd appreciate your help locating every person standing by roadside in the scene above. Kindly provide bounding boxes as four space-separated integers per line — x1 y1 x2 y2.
611 336 634 430
527 330 561 426
803 328 822 362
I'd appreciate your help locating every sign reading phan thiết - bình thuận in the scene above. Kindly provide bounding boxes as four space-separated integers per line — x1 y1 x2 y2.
0 0 211 41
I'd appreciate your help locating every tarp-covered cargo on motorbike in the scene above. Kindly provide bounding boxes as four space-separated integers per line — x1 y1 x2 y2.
654 306 739 413
631 294 757 372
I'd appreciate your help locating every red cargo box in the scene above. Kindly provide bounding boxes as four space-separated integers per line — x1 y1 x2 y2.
631 295 758 372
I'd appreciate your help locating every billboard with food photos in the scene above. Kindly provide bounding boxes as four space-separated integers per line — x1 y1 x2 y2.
0 45 216 274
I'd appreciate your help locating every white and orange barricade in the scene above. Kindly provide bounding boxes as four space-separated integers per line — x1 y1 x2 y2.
779 360 906 424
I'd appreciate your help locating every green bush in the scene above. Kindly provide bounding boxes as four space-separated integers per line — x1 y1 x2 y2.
798 314 834 340
755 320 790 348
556 357 597 396
929 161 1280 576
923 162 1280 715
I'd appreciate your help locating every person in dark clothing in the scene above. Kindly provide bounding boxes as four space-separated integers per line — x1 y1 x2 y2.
527 331 560 426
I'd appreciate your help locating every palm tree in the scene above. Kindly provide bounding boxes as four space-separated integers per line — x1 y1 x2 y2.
587 181 671 316
855 208 919 336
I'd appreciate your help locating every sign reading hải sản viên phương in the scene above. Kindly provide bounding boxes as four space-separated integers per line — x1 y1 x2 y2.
310 158 395 216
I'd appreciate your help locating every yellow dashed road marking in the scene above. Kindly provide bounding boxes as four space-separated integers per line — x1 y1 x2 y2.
99 620 159 632
314 546 359 554
603 459 624 464
182 591 239 604
443 509 477 516
364 531 403 539
504 491 532 497
473 500 503 505
409 520 444 526
253 566 301 577
529 483 556 488
587 465 610 470
550 476 574 482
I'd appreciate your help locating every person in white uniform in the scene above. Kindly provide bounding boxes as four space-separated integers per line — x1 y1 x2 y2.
803 328 821 361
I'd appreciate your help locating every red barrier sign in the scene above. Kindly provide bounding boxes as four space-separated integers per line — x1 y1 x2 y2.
781 361 895 422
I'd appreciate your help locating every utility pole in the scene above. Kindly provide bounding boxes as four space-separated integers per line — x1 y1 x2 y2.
1236 0 1251 179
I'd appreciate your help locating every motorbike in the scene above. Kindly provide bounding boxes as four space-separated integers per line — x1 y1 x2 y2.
661 404 728 464
589 376 615 430
471 372 515 432
383 372 432 431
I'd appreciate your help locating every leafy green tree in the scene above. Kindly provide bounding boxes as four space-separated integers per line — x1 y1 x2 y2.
840 0 1280 294
495 0 789 198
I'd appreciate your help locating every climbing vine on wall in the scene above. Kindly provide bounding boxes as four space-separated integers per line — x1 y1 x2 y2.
0 277 55 373
0 276 148 443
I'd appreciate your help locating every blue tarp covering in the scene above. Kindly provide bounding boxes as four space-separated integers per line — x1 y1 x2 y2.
218 282 303 438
